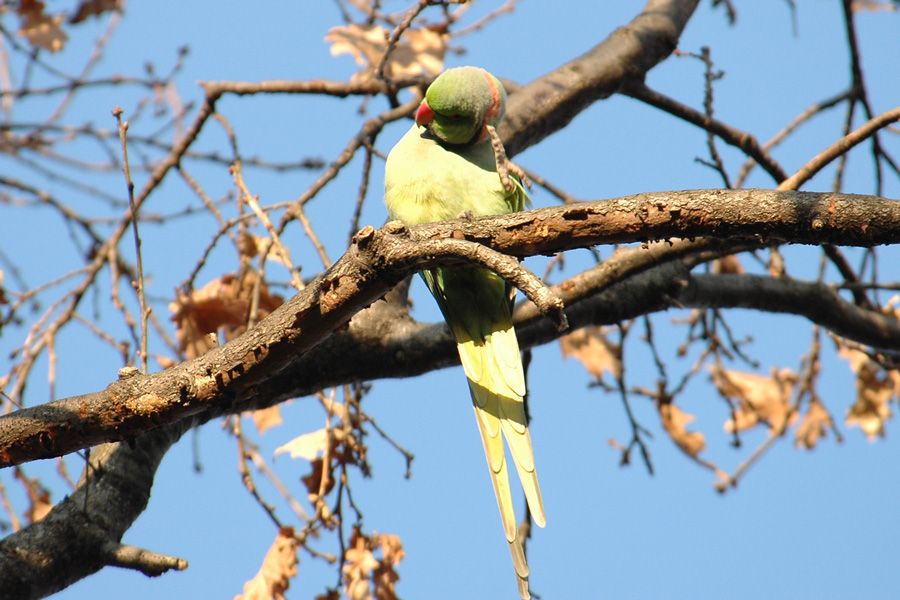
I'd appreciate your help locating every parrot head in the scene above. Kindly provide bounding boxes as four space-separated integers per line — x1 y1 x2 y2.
415 66 507 146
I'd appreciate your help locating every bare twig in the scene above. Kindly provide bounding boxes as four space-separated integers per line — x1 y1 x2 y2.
114 108 149 373
103 542 188 576
622 80 787 184
735 89 853 187
777 106 900 191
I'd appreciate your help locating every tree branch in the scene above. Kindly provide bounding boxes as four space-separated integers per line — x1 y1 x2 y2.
0 189 897 467
776 105 900 191
0 422 189 598
500 0 701 157
621 80 789 183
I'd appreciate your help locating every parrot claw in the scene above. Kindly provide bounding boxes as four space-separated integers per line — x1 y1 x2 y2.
456 210 475 220
506 160 531 190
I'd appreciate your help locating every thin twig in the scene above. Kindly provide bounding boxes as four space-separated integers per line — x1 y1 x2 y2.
231 162 304 292
114 107 149 373
777 105 900 191
735 88 853 187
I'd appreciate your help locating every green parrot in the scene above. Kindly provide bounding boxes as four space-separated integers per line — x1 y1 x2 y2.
384 66 545 599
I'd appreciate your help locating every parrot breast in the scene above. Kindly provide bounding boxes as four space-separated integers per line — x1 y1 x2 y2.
384 125 511 226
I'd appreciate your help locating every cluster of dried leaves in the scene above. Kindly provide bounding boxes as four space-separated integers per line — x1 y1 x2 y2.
170 268 283 361
229 381 408 599
236 528 299 600
561 308 900 491
335 528 404 600
11 0 122 53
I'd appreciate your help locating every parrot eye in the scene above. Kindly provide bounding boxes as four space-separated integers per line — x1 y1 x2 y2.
449 113 462 120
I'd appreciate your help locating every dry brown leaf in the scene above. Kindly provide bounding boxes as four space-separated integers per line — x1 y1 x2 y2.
713 366 797 433
374 535 404 600
169 272 283 359
658 402 706 457
251 406 283 435
17 0 68 52
373 559 400 600
711 255 744 275
852 0 897 11
314 591 341 600
235 527 299 600
378 534 404 565
560 326 621 380
275 428 328 461
29 495 52 524
343 529 378 600
838 345 895 440
767 248 786 278
325 24 445 82
794 400 833 449
69 0 122 24
0 270 8 305
301 458 335 499
14 468 52 525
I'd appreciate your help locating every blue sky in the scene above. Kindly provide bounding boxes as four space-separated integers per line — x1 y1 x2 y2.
2 1 899 599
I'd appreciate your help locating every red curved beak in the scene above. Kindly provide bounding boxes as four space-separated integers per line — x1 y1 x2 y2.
415 100 434 127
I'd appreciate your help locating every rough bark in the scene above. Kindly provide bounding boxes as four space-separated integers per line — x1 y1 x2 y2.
1 190 897 468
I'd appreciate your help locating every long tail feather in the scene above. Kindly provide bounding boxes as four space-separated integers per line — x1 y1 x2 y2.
461 325 545 599
422 265 544 598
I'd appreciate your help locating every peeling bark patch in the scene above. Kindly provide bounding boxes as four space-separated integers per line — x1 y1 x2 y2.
127 394 162 417
562 207 589 220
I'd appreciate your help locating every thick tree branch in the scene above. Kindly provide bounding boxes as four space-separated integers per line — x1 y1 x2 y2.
0 421 190 599
500 0 701 157
0 189 897 467
681 274 900 349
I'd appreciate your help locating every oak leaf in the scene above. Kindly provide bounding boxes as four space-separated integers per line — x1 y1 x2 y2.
169 272 283 359
711 254 744 274
852 0 897 11
235 527 299 600
251 405 284 435
17 0 67 52
658 401 706 457
325 24 445 82
69 0 122 24
301 458 335 499
275 428 328 461
560 326 622 380
713 367 797 433
794 400 833 450
373 533 404 600
838 345 895 440
0 270 7 305
343 529 378 600
14 468 52 525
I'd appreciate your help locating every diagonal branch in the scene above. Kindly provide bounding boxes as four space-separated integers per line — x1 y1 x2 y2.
0 189 897 467
500 0 701 157
776 105 900 192
621 80 789 183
